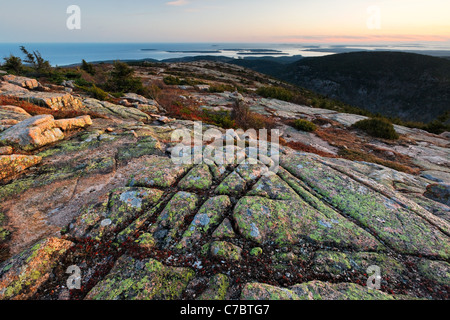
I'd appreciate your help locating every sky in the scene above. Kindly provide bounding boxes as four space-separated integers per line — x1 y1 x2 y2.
0 0 449 43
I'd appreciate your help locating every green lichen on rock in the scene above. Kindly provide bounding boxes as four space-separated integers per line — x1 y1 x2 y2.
0 212 10 243
250 247 263 257
241 283 301 300
178 164 213 191
89 187 164 240
0 155 114 202
116 200 165 244
150 192 199 246
212 218 236 239
0 155 42 180
235 162 268 183
69 187 163 240
417 259 450 286
85 255 195 300
247 173 300 200
68 197 110 239
215 171 246 196
37 133 100 159
0 237 73 300
177 196 231 249
281 154 450 259
198 274 230 300
0 176 35 201
290 280 397 300
135 233 156 250
117 136 162 163
210 241 242 261
129 156 192 188
312 251 407 282
233 196 381 250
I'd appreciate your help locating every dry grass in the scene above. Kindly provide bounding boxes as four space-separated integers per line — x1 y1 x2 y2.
279 137 338 158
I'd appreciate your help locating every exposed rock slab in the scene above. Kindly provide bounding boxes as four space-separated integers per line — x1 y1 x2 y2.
0 115 92 151
0 105 31 123
85 255 195 300
2 75 39 90
282 153 450 259
0 155 42 180
0 237 73 300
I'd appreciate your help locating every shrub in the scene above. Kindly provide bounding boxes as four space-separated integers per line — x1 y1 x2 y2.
147 83 161 100
163 75 205 86
75 77 93 87
2 55 23 74
88 85 108 101
107 61 145 94
352 118 399 140
230 100 275 130
202 110 235 129
293 119 317 132
81 59 96 75
20 46 51 75
163 76 182 86
209 84 235 93
256 86 295 102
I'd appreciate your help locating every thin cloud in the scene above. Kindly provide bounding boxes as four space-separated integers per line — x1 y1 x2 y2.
166 0 190 6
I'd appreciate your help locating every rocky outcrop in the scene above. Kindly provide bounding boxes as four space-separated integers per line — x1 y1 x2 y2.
0 105 31 123
54 115 92 131
0 115 64 151
82 98 151 122
2 75 39 90
0 72 448 302
0 114 92 151
0 155 42 180
0 237 73 300
0 81 84 111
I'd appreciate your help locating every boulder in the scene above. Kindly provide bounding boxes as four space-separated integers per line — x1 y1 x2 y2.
122 93 151 105
0 115 64 151
0 154 42 180
0 237 73 300
0 114 92 151
0 81 83 111
82 98 151 122
54 115 93 131
2 75 39 90
0 105 31 123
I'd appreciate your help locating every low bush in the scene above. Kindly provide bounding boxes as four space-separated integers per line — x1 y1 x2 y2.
292 119 317 132
81 59 96 75
256 86 295 102
107 61 145 94
87 85 109 101
163 75 205 86
352 118 399 140
209 84 235 93
2 55 23 74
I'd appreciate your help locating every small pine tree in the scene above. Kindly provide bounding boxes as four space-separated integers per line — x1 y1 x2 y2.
19 46 51 75
81 59 96 75
2 55 23 74
107 61 145 94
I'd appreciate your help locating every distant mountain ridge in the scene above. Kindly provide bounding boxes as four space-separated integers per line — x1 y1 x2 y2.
232 51 450 123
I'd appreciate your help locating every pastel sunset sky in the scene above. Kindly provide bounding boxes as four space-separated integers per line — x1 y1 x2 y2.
1 0 449 43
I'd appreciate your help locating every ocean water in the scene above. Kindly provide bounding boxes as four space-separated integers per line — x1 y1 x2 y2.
0 42 449 67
